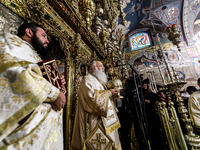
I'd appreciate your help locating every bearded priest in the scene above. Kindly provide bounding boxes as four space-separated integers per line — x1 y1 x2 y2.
71 61 122 150
0 22 66 149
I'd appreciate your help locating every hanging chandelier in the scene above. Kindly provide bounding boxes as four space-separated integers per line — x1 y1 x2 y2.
166 24 181 51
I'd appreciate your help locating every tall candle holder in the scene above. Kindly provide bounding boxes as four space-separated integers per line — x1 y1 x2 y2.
154 32 200 149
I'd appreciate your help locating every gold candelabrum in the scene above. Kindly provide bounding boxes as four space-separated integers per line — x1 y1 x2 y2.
156 101 180 150
147 70 158 93
166 24 181 51
154 33 200 149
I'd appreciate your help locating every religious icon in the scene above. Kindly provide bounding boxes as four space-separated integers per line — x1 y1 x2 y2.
164 7 179 23
38 58 67 94
79 63 88 76
78 63 88 83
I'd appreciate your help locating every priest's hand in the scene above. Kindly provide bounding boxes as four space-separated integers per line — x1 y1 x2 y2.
51 91 66 111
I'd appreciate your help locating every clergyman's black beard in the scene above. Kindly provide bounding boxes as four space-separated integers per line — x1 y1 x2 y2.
31 34 48 60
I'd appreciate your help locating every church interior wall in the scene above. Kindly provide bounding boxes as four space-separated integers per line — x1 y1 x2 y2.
124 0 200 90
0 1 95 148
0 0 128 149
2 0 200 149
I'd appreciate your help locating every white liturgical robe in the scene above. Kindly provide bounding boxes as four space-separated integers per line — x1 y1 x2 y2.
0 32 64 149
71 73 121 150
188 91 200 129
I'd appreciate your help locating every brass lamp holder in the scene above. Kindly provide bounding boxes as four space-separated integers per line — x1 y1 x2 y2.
166 24 181 51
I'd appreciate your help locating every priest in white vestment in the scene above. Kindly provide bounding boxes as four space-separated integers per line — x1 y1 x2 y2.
0 22 66 149
188 91 200 134
71 61 122 150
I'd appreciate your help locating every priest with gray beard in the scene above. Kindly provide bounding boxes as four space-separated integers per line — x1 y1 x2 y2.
71 61 122 150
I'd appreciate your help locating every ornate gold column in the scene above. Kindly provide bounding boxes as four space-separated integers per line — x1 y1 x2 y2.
65 55 73 149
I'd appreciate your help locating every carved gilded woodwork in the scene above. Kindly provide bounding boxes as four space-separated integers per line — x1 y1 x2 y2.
0 0 45 23
79 0 95 30
0 0 129 78
0 0 128 149
48 0 105 59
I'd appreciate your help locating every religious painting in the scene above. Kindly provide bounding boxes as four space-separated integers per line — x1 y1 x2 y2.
164 7 179 23
129 33 151 51
79 62 88 76
38 58 67 94
128 28 153 51
133 55 159 68
78 62 88 83
56 59 66 75
185 46 198 57
122 0 150 32
165 49 184 64
151 0 182 26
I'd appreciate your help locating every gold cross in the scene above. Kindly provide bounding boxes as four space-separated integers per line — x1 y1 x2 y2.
51 70 61 89
91 133 106 150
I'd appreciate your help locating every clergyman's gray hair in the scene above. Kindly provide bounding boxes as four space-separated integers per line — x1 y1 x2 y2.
91 61 97 67
90 61 97 72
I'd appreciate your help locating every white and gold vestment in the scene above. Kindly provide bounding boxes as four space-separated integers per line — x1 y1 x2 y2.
0 32 63 149
188 91 200 129
71 73 121 150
